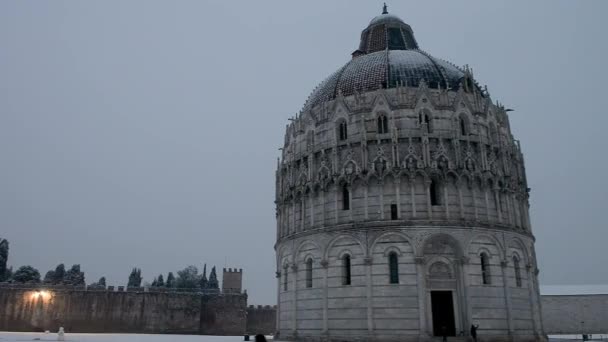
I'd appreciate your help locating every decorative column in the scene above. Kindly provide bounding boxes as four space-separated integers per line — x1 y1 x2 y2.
484 190 491 222
364 185 369 220
500 260 514 338
349 185 353 222
301 198 305 231
494 189 503 223
525 264 539 338
410 180 417 218
292 199 297 234
310 194 315 228
364 256 374 333
458 183 465 219
395 179 402 219
379 181 385 219
460 257 472 331
334 185 339 224
444 184 449 219
321 190 326 226
472 187 479 220
291 263 299 336
276 271 282 337
415 257 428 336
425 180 432 219
321 259 329 334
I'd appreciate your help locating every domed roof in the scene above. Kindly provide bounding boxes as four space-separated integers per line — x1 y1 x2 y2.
302 8 468 112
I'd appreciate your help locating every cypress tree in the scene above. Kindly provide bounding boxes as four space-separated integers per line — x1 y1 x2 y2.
0 239 8 282
165 272 175 288
208 266 219 289
200 264 208 289
127 268 142 288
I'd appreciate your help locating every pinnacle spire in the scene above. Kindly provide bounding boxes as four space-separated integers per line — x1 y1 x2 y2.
382 3 388 14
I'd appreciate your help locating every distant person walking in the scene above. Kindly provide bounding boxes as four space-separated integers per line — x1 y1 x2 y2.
441 325 448 342
255 334 267 342
471 324 479 342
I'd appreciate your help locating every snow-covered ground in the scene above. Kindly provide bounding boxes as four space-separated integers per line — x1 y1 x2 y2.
0 332 262 342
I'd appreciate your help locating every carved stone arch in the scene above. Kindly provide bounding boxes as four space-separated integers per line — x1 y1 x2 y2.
367 172 384 185
397 170 412 184
484 175 496 191
418 232 464 259
277 244 294 271
460 172 473 189
294 240 323 263
476 247 494 260
323 234 366 261
465 233 506 259
350 175 366 190
510 251 523 264
415 169 430 183
426 257 455 279
383 246 403 257
337 249 355 260
446 170 460 184
429 169 445 183
369 231 416 257
507 236 530 264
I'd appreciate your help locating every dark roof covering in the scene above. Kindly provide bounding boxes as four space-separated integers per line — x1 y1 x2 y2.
302 50 465 112
302 12 467 112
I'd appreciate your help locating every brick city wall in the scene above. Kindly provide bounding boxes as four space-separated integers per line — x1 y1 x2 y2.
0 285 247 335
246 305 277 335
541 295 608 334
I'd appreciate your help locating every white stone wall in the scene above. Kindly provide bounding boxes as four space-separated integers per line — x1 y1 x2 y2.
276 228 543 341
276 80 541 342
541 295 608 334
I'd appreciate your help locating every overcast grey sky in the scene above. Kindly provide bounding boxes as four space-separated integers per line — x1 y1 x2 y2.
1 1 607 304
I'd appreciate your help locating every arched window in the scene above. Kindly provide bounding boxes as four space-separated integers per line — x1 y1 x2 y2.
283 267 288 291
513 256 522 288
377 114 388 134
306 258 313 288
342 186 350 210
338 120 348 141
430 180 441 206
419 112 433 133
459 114 469 136
480 252 491 285
342 254 352 286
388 252 399 284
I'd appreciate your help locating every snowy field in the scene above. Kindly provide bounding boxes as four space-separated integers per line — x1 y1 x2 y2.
0 332 265 342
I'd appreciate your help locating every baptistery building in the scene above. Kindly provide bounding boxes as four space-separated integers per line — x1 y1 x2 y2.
275 7 545 342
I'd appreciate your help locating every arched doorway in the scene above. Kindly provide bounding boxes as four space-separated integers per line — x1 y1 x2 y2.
421 234 466 337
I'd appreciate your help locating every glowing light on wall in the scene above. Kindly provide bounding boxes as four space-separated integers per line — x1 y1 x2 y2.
28 290 52 302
